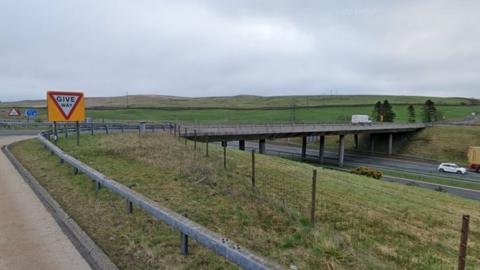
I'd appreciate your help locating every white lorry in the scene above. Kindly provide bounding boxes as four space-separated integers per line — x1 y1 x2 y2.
351 115 372 125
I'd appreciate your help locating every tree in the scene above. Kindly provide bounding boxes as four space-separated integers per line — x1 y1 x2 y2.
371 100 396 122
371 101 383 122
407 105 416 123
422 99 438 122
383 100 396 122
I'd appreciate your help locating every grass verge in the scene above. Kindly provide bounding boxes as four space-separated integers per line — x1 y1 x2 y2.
399 125 480 164
10 133 480 269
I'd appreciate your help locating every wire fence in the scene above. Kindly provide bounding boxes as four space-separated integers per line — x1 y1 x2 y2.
38 125 480 268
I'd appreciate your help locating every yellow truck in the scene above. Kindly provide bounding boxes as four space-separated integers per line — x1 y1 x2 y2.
468 146 480 172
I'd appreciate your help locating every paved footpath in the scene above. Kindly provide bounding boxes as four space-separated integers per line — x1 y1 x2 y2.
0 136 91 270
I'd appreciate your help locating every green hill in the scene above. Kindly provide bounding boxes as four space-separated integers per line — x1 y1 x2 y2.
2 94 478 109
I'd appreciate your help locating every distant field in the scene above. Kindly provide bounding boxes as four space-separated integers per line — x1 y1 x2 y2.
85 105 480 124
2 95 479 124
1 94 478 108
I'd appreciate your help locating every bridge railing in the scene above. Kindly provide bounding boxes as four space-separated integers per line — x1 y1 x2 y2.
179 123 427 137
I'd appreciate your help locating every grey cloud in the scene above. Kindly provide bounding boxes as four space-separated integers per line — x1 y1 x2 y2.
1 0 479 101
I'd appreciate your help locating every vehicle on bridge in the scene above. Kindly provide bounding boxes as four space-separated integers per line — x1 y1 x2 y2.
438 163 467 174
468 146 480 172
351 115 372 125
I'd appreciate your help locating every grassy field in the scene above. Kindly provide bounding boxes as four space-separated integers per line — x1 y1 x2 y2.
399 125 480 164
2 95 479 124
11 133 480 269
84 105 480 124
2 94 477 109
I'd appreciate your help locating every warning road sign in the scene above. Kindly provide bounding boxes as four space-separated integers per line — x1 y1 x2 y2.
8 108 21 117
47 91 85 122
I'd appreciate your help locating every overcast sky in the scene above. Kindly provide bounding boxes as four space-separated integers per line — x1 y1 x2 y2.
1 0 479 101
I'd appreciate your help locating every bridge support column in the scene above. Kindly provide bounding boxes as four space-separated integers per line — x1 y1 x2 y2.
338 134 345 167
354 134 359 150
302 136 307 159
319 135 325 162
259 139 266 154
370 134 375 153
388 133 393 155
239 140 245 151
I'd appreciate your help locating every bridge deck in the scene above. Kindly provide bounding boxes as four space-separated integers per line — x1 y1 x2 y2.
181 123 427 141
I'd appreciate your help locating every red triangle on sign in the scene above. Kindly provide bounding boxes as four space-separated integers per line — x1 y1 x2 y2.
8 108 21 117
48 91 83 120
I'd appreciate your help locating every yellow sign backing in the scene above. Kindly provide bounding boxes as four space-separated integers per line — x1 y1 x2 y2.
47 91 85 122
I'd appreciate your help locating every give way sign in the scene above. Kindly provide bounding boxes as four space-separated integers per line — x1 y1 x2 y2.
47 91 85 122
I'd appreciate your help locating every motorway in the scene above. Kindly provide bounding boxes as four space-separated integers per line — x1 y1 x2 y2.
225 140 480 183
220 140 480 200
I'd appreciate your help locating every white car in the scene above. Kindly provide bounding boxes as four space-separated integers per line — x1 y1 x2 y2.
438 163 467 174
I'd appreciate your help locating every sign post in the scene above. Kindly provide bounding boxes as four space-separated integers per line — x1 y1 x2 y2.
47 91 85 146
25 109 38 124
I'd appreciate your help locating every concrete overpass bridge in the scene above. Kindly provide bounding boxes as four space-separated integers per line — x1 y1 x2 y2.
179 123 427 167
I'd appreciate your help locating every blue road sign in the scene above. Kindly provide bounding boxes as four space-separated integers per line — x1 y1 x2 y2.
25 109 38 118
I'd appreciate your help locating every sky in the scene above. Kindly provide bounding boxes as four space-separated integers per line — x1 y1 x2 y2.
1 0 479 101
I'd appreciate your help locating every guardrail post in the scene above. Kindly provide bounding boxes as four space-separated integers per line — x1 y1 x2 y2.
174 124 177 136
458 214 470 270
180 232 189 255
73 167 79 175
96 181 102 191
64 124 68 138
105 124 109 134
251 150 255 188
60 157 64 164
121 124 125 133
310 169 317 225
91 123 94 136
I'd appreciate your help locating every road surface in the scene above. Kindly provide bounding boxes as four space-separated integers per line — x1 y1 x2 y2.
226 140 480 183
221 141 480 200
0 136 91 270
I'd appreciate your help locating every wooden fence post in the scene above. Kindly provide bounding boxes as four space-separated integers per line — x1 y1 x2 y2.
206 136 209 157
184 128 187 145
194 130 197 150
458 214 470 270
251 150 256 188
310 169 317 225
